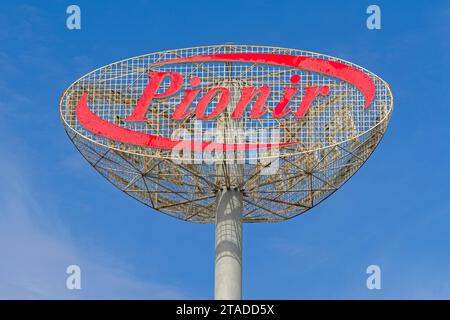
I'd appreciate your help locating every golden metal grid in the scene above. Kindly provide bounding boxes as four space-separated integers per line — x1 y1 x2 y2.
60 45 393 223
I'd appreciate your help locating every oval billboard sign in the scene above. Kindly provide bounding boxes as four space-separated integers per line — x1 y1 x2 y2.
60 45 392 222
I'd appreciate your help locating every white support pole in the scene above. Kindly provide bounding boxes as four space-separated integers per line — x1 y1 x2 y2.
214 188 243 300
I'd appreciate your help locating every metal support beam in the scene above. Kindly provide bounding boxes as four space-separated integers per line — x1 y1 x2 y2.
214 188 243 300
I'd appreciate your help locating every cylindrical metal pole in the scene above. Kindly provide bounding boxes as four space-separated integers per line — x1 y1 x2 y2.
214 188 243 300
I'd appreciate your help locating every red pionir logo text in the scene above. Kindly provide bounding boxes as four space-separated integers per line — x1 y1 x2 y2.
75 53 376 150
124 72 330 122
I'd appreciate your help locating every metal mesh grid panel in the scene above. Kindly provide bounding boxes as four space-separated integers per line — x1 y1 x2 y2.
60 45 393 223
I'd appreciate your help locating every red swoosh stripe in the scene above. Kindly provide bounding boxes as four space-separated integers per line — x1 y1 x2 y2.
76 92 294 150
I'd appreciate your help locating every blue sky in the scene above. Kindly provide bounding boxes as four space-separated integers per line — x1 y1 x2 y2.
0 0 449 299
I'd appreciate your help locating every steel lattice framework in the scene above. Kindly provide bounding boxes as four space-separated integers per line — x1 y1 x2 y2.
60 45 393 223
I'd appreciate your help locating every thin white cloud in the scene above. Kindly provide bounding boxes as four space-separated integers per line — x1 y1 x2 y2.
0 157 185 299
